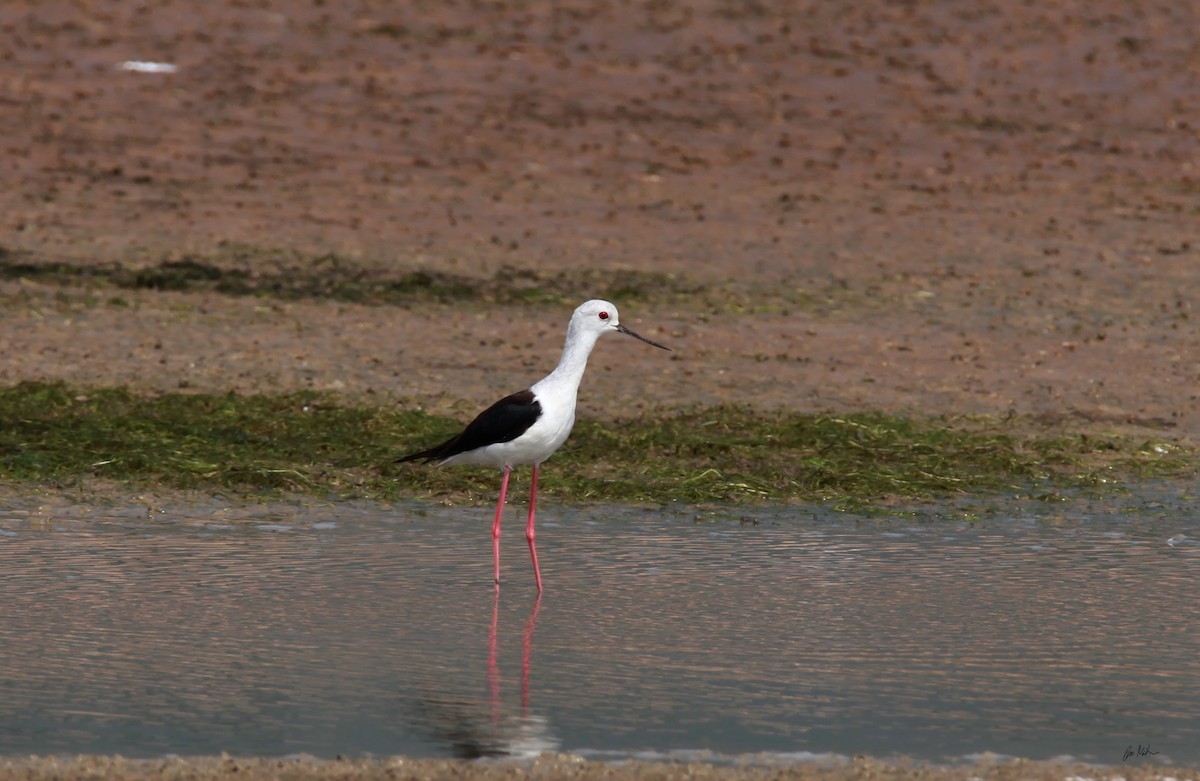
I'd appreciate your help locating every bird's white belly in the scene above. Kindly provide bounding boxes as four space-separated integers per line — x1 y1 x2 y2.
445 404 576 468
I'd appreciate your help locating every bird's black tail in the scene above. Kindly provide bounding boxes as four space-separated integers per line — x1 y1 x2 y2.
395 437 456 464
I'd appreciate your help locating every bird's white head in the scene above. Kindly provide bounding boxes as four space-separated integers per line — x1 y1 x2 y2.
571 299 670 350
573 299 621 335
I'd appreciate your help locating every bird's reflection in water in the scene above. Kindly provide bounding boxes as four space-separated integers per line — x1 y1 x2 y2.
410 590 558 758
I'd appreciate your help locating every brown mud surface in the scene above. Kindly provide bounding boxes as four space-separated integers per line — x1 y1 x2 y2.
1 756 1195 781
1 0 1198 437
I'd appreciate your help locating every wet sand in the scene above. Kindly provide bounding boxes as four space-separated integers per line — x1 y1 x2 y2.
1 756 1196 781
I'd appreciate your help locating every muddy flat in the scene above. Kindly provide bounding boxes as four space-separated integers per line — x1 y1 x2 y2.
1 756 1196 781
1 0 1197 435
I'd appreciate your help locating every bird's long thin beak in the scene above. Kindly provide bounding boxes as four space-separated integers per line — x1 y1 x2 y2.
617 323 671 351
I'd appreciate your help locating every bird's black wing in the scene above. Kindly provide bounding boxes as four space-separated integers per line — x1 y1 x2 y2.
396 389 542 464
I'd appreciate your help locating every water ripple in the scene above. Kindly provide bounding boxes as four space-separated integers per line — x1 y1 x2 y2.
0 489 1197 764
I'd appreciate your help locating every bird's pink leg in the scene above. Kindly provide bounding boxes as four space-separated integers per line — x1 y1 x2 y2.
526 464 544 592
492 466 511 585
521 592 542 715
488 585 501 725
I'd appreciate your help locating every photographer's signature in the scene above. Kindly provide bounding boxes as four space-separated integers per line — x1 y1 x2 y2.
1123 743 1159 762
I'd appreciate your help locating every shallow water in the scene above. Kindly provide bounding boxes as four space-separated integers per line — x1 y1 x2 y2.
1 487 1197 765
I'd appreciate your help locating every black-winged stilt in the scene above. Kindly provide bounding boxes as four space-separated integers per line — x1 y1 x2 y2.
397 299 670 591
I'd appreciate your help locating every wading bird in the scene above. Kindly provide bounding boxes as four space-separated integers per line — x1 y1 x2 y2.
397 300 670 591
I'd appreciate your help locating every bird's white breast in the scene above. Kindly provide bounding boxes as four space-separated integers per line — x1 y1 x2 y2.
443 389 577 469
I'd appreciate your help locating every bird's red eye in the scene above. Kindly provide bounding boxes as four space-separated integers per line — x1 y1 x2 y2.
598 311 609 320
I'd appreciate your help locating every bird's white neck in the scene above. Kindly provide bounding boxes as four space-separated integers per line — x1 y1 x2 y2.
533 322 603 395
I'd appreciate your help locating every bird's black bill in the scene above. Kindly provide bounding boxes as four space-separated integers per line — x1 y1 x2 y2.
617 323 671 351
